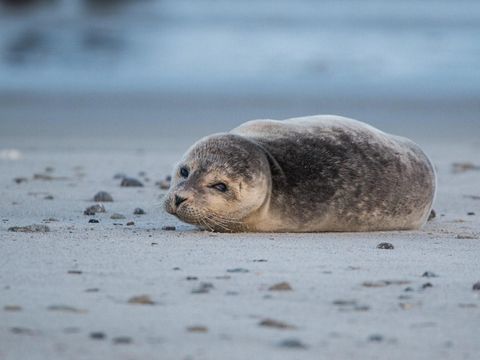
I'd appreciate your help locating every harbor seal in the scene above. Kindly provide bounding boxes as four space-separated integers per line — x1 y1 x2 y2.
164 115 436 232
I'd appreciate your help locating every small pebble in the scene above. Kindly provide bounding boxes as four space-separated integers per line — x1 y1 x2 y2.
472 282 480 291
126 221 135 226
110 213 126 220
156 176 171 190
128 295 155 305
11 327 35 335
269 282 293 291
8 224 50 233
4 305 22 312
186 276 198 281
67 270 82 275
428 209 436 221
89 219 99 224
85 288 99 293
162 225 176 231
226 268 249 273
259 319 296 329
14 177 28 184
90 332 106 340
422 282 433 289
422 271 438 278
278 338 307 349
186 326 208 333
368 334 384 342
253 259 268 262
376 242 394 250
191 282 214 294
467 212 475 216
84 204 106 215
47 305 87 313
93 191 113 202
151 242 158 246
112 336 132 344
456 234 477 239
44 195 54 200
133 208 146 215
120 178 144 187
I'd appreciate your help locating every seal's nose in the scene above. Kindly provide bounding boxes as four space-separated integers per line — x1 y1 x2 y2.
175 195 187 207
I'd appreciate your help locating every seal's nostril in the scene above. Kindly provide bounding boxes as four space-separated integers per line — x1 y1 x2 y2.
175 195 187 207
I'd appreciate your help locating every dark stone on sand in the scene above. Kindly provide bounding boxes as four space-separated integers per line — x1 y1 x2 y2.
120 177 143 187
4 305 22 312
84 204 106 215
428 209 436 221
456 233 477 239
377 242 394 249
333 299 358 306
162 225 176 231
422 271 438 278
8 224 50 233
259 318 296 329
278 338 307 349
422 282 433 289
14 177 28 184
133 208 145 215
90 332 106 340
452 162 480 173
68 270 82 275
269 282 293 291
93 191 113 202
227 268 249 273
186 276 198 281
89 219 99 223
126 221 135 226
186 325 208 333
191 282 214 294
128 295 155 305
467 212 475 216
113 336 132 344
472 282 480 291
47 305 87 313
11 327 35 335
253 259 268 262
44 195 54 200
85 288 99 292
368 334 384 342
110 213 126 220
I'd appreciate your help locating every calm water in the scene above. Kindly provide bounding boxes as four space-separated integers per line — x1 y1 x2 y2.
1 0 480 98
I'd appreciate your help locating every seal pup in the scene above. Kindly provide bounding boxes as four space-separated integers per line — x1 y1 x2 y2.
164 115 436 232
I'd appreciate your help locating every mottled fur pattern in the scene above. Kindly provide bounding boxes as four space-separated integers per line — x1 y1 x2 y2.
164 115 436 232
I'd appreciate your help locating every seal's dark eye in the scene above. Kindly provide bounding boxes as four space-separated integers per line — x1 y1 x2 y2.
211 182 227 192
179 167 189 178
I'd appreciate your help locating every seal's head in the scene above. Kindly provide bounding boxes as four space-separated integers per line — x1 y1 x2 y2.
164 134 271 232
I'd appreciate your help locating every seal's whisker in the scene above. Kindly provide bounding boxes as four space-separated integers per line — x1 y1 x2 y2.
208 213 243 224
206 216 231 232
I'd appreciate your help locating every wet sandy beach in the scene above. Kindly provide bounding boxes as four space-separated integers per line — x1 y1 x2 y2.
1 105 479 359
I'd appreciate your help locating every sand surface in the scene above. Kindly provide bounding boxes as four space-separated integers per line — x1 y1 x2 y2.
0 130 479 360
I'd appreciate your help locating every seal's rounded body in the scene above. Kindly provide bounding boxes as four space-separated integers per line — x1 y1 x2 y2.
164 115 436 232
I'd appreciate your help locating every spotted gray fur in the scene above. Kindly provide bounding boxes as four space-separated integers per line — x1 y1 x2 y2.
164 115 436 232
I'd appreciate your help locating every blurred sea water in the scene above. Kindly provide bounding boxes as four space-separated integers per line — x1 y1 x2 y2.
1 0 480 97
0 0 479 146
